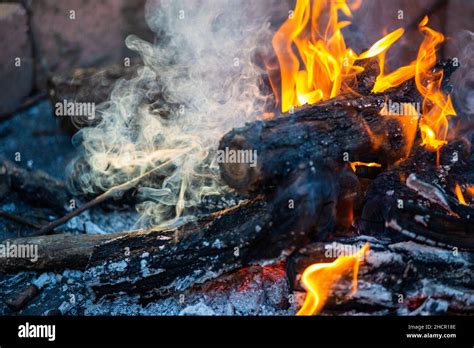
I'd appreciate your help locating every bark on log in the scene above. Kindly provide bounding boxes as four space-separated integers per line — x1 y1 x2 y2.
218 59 458 196
85 162 342 299
218 83 419 195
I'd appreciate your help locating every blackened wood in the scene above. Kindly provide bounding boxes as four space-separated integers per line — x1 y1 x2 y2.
288 237 474 314
0 232 130 273
218 59 458 196
218 81 420 196
360 140 474 250
85 165 342 299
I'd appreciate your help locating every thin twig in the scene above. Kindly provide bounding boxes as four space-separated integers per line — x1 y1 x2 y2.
33 159 175 236
0 211 42 229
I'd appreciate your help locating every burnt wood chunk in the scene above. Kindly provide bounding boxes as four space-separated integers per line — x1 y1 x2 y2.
361 140 474 250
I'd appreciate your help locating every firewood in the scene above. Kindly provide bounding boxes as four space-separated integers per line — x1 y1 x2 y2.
360 140 474 250
287 236 474 314
0 232 129 273
218 59 457 196
85 162 344 299
0 159 70 214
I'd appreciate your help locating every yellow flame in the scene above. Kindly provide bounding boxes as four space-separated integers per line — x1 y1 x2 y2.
455 183 468 206
349 161 381 172
297 243 369 316
271 0 420 114
272 0 363 112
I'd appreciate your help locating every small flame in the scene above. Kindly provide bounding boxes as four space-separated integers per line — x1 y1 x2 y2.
455 183 468 206
379 102 420 159
349 161 381 172
297 243 369 316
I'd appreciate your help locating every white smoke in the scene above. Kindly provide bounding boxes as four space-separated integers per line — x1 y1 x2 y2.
68 0 287 227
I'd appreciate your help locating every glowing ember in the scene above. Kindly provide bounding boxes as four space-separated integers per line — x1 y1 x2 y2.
297 243 370 316
349 161 381 172
379 102 420 160
467 185 474 197
454 183 468 206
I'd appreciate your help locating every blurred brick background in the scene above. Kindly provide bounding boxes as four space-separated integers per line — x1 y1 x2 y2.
0 0 154 115
0 0 473 116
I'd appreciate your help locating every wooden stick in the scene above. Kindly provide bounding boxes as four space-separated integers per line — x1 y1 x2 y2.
33 159 175 236
0 210 42 229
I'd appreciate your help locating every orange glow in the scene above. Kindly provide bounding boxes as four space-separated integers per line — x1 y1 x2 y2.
455 183 468 206
347 0 362 11
297 243 369 316
467 185 474 197
349 161 381 172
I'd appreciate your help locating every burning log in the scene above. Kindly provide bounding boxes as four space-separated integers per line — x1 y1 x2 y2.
84 161 344 299
218 59 457 196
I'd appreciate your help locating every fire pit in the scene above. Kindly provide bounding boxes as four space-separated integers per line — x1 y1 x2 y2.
0 0 473 341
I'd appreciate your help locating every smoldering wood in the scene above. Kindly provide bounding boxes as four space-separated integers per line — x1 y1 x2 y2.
360 140 474 250
0 159 70 214
287 236 474 315
218 59 458 196
85 162 344 300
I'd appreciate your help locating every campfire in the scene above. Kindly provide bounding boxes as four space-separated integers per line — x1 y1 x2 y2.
0 0 473 320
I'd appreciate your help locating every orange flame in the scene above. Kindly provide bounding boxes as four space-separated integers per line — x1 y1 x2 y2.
297 243 369 316
416 17 456 152
454 183 468 206
271 0 409 113
349 161 381 172
272 2 456 154
373 17 457 152
272 0 359 112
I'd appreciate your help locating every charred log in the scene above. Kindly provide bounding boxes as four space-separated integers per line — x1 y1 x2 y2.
218 59 457 196
84 164 345 299
0 232 129 273
360 140 474 250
